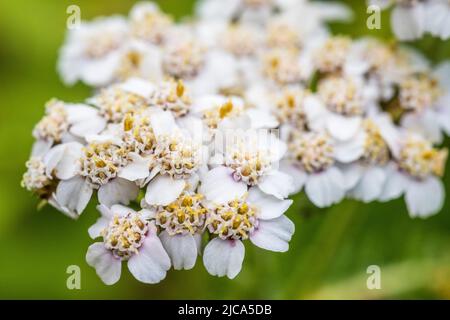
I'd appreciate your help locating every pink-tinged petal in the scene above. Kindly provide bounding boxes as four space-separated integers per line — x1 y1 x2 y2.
98 178 139 207
88 216 109 239
127 233 171 284
405 176 445 219
199 166 247 204
203 238 244 279
86 242 121 285
159 231 198 270
250 215 295 252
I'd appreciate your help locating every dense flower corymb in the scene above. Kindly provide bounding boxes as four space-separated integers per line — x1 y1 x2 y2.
22 0 449 285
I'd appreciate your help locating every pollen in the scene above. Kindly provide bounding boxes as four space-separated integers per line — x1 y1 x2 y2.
115 50 144 81
122 112 157 156
84 33 121 59
399 74 441 112
21 157 53 197
224 138 273 186
202 100 244 129
93 87 150 123
314 36 351 74
33 99 69 143
163 39 206 79
318 76 364 116
155 192 207 236
288 131 335 173
102 212 149 260
207 196 258 240
149 79 192 117
223 23 260 57
274 88 308 127
266 20 301 50
131 9 173 45
154 133 202 179
361 120 390 166
263 49 303 85
80 142 128 186
398 135 448 179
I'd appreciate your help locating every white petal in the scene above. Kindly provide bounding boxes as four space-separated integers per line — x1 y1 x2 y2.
250 215 295 252
433 61 450 89
110 204 136 217
391 4 425 41
43 144 65 177
45 142 83 180
349 166 387 203
334 130 365 163
338 163 363 190
150 109 178 137
127 232 171 284
98 178 139 207
368 0 392 10
305 167 345 208
247 187 293 220
279 161 307 194
258 170 295 199
246 108 279 129
118 153 151 181
32 139 53 157
71 115 106 138
326 114 362 141
55 177 93 216
80 51 121 86
424 1 449 38
159 231 198 270
86 242 121 285
303 96 327 132
88 217 109 239
199 166 247 204
379 165 408 202
405 176 445 218
119 77 156 97
145 175 186 206
203 238 244 279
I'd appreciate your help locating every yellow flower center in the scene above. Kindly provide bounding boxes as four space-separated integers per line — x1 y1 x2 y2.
207 197 258 240
289 131 335 173
103 212 149 260
398 136 448 179
155 192 207 236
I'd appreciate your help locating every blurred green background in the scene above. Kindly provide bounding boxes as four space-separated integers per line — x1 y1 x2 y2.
0 0 449 299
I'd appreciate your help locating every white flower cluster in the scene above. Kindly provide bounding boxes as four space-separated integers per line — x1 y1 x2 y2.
369 0 450 40
23 1 449 285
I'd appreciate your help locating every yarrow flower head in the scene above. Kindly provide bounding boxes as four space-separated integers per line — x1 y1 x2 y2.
22 0 450 286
